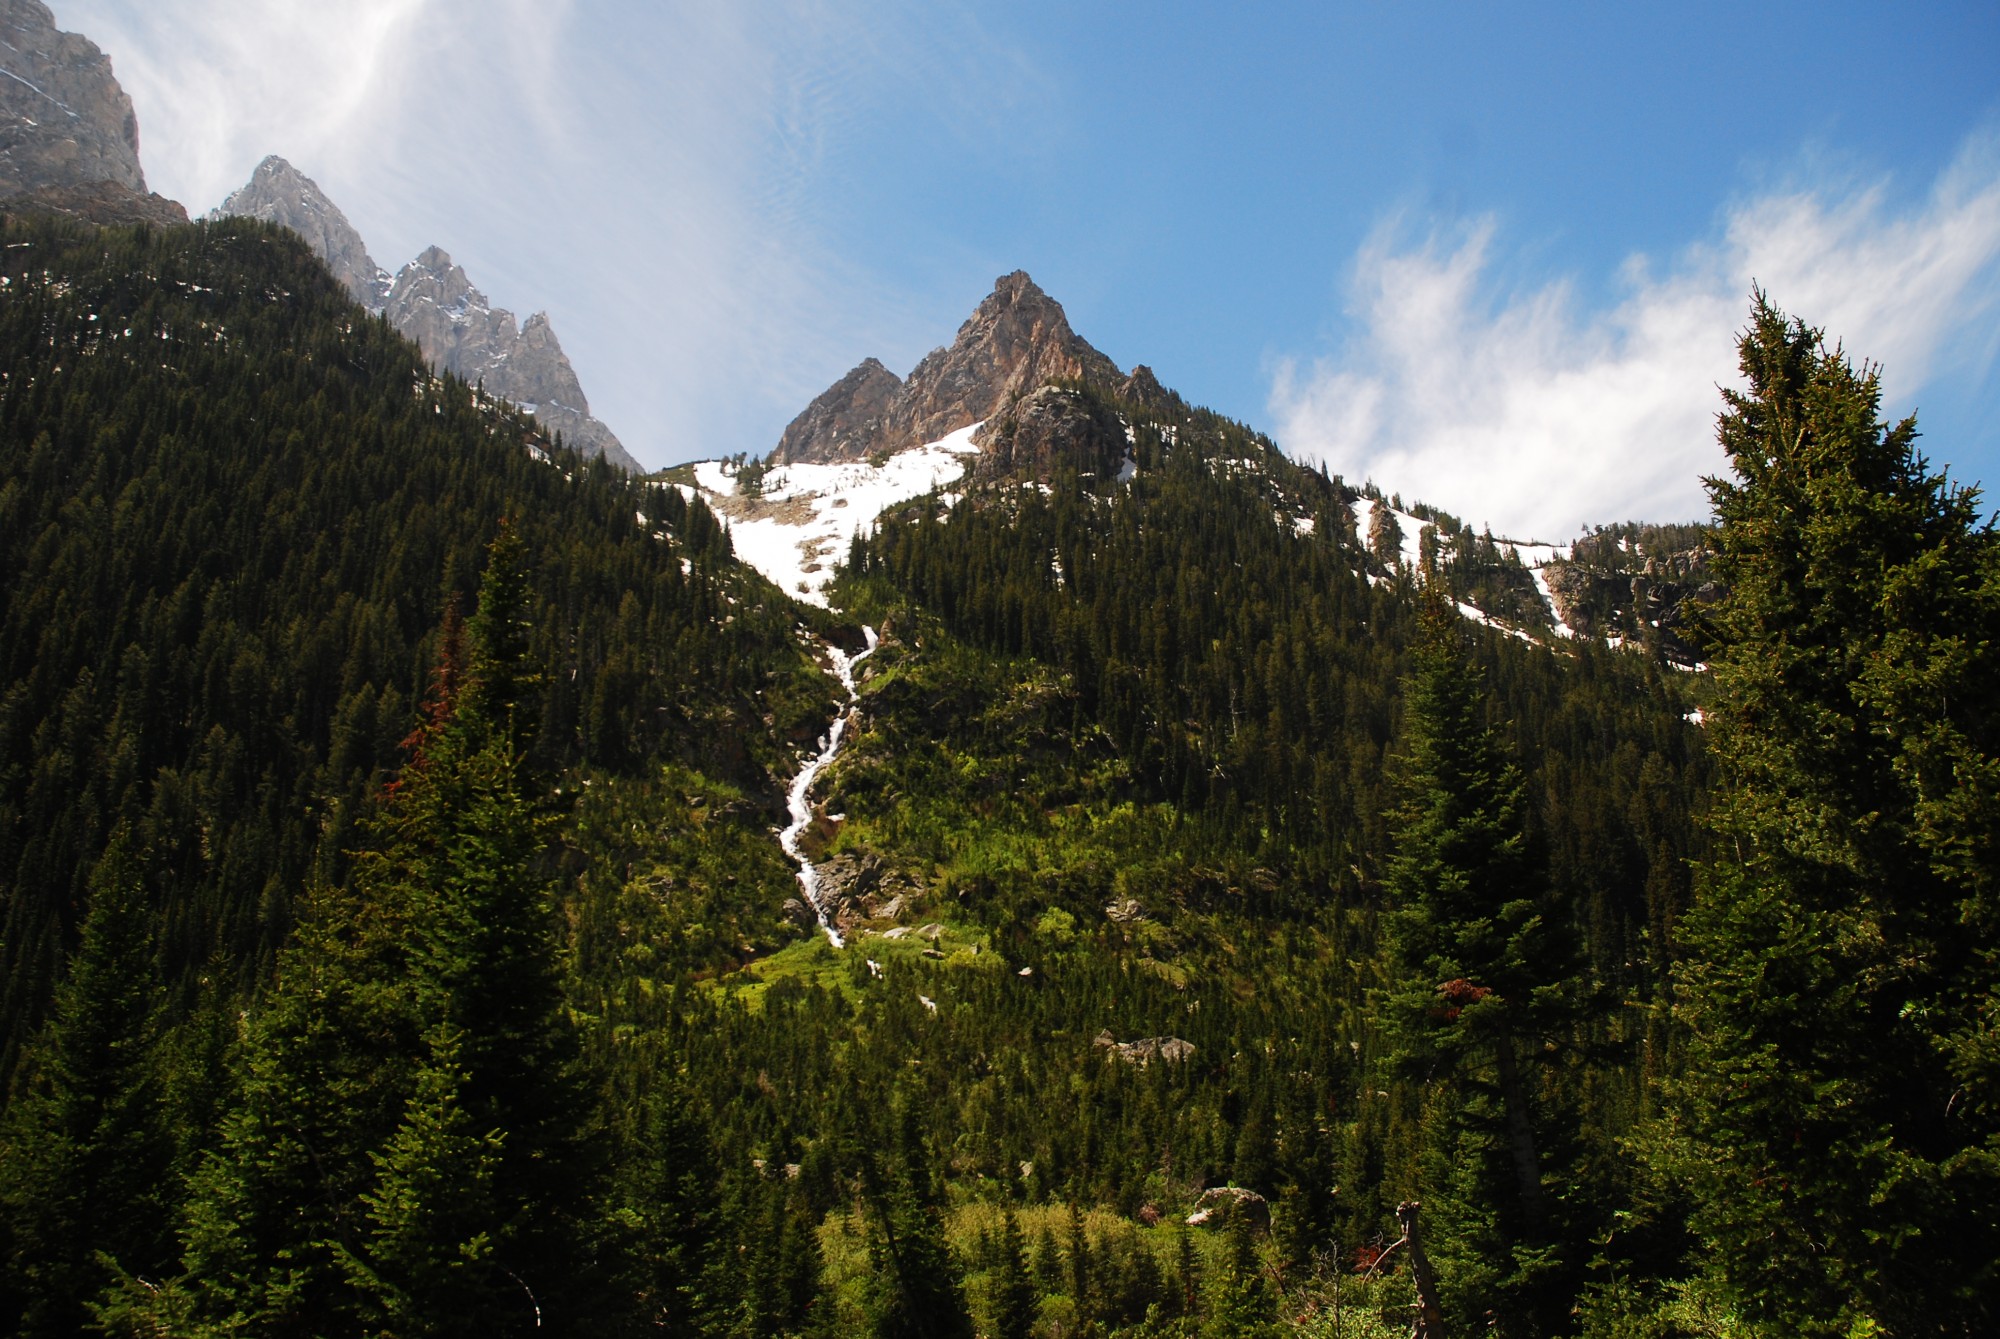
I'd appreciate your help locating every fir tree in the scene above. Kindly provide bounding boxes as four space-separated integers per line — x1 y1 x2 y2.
1668 294 2000 1335
991 1209 1037 1339
1377 579 1590 1334
0 833 174 1337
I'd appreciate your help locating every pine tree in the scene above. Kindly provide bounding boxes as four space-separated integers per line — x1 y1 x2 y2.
1668 294 2000 1335
612 1080 730 1334
0 833 175 1337
1376 580 1590 1334
991 1209 1037 1339
158 528 602 1335
341 1025 509 1336
856 1096 974 1339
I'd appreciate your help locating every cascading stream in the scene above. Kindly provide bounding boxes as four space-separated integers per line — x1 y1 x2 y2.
778 626 878 947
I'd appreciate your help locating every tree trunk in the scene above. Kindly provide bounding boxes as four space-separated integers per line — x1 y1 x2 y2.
1398 1200 1447 1339
1491 1032 1546 1231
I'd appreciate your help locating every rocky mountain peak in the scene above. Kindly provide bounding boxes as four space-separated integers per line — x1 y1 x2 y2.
211 155 388 308
0 0 186 224
772 270 1123 464
381 245 640 472
214 161 639 472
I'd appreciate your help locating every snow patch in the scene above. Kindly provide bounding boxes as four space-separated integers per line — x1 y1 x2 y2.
692 425 981 606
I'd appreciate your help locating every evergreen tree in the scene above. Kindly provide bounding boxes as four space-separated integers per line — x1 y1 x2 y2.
1201 1221 1275 1339
611 1079 731 1334
0 833 174 1337
341 1025 509 1336
1377 580 1590 1334
153 529 603 1335
856 1096 973 1339
991 1209 1037 1339
1668 294 2000 1335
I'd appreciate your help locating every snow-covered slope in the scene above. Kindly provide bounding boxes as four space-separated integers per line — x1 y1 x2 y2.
684 424 982 606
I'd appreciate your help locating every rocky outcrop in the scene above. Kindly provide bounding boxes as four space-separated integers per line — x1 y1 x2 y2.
0 0 143 200
1543 525 1718 666
211 156 387 307
1 177 184 226
773 270 1123 464
975 383 1128 481
774 357 903 464
1092 1030 1196 1067
1184 1186 1269 1232
0 1 186 225
805 851 928 938
383 246 640 472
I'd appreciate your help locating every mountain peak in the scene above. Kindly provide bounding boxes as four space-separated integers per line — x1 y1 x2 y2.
213 155 388 307
772 270 1122 464
214 160 638 471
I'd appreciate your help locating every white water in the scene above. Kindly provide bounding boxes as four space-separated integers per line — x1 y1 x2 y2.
779 626 879 947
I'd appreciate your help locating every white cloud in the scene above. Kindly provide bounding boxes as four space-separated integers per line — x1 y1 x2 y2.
1271 139 2000 540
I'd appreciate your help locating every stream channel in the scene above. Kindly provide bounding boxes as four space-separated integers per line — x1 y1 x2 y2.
778 626 878 947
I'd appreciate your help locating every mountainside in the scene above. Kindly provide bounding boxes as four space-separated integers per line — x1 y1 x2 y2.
212 155 640 472
3 14 1992 1326
0 212 824 1073
0 0 184 224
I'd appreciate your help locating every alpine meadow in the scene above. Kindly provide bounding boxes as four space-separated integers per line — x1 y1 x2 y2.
0 3 1996 1336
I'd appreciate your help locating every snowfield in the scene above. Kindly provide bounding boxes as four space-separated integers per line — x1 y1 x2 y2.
688 424 982 606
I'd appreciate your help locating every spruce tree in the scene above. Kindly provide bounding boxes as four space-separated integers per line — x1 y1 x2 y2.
1668 294 2000 1335
1377 580 1589 1334
856 1096 974 1339
157 528 601 1335
0 833 175 1337
991 1209 1037 1339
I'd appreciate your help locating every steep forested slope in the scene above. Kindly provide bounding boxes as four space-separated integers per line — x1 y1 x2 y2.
0 213 828 1070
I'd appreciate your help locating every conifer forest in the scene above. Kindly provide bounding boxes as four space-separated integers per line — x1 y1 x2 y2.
0 212 1994 1338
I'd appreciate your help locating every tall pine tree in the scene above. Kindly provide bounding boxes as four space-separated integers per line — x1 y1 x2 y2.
1668 294 2000 1336
129 525 603 1336
1377 579 1592 1335
0 832 175 1337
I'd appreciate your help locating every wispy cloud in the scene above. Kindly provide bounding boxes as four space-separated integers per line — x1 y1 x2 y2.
55 0 1038 467
1270 138 2000 539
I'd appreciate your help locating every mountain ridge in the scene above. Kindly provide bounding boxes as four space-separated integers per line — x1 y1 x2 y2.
211 154 640 473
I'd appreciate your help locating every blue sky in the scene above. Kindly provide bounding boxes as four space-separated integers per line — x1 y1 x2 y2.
65 0 2000 536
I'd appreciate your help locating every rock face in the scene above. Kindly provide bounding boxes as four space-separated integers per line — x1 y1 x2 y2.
0 1 185 224
380 246 641 472
976 383 1128 481
774 357 903 464
774 270 1123 464
213 160 639 472
0 0 142 199
211 156 387 307
1542 525 1718 666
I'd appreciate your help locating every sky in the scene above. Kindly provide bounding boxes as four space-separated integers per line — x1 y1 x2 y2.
59 0 2000 539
